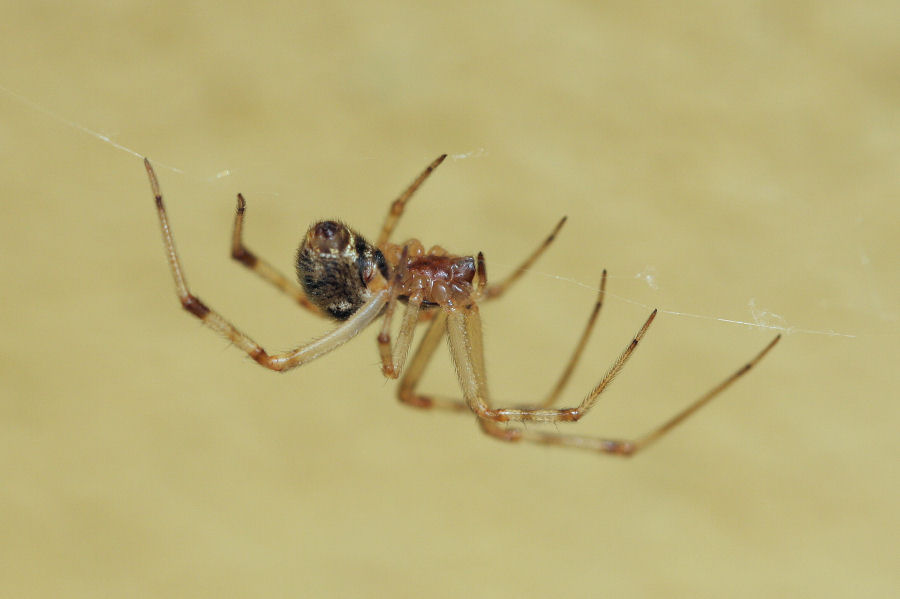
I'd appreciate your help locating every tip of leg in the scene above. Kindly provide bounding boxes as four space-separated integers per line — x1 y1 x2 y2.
549 216 567 238
756 334 782 359
144 158 160 195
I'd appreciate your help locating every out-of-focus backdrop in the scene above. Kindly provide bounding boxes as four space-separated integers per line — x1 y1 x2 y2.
1 2 896 597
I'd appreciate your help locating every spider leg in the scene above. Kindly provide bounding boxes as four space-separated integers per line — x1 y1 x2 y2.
537 270 607 408
394 270 607 412
378 293 423 379
480 215 567 301
448 304 657 425
444 301 780 455
396 311 469 411
230 193 323 315
376 154 447 246
146 158 389 372
376 246 422 379
398 270 605 412
627 333 781 452
478 335 781 456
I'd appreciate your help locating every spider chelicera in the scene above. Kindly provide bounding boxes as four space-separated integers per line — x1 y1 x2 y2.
145 155 780 456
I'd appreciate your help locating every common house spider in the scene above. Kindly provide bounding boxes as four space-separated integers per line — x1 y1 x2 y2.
145 155 780 456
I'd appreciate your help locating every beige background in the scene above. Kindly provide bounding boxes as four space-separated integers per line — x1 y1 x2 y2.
1 2 897 597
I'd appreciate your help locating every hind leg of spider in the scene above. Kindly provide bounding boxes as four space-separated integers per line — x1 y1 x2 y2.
476 335 781 455
476 419 638 455
145 158 390 372
396 311 469 411
446 304 658 426
230 193 322 315
397 275 621 415
377 154 447 246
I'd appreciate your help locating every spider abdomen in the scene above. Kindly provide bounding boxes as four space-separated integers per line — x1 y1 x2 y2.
296 221 388 320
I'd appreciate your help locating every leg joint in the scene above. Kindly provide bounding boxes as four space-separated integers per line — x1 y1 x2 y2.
181 295 211 319
231 246 258 267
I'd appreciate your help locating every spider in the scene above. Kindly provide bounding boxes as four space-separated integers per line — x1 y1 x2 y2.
144 155 780 456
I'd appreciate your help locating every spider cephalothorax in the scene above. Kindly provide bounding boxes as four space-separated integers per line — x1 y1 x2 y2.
397 253 477 308
145 153 780 456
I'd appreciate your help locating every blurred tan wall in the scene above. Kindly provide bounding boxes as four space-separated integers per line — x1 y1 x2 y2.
1 2 897 597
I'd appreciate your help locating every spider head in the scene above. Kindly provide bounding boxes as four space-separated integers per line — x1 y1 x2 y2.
296 221 388 320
